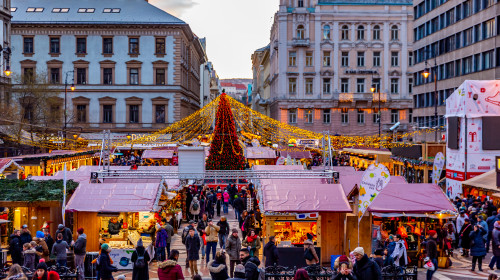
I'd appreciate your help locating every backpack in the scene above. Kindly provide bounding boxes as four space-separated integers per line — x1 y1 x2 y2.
258 267 265 280
182 228 189 245
134 250 146 269
192 201 199 211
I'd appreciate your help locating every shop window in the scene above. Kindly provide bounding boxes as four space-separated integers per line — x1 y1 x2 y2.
447 116 459 149
482 116 500 150
273 221 317 245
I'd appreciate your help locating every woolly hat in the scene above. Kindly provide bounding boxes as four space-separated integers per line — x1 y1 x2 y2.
353 247 364 256
428 230 437 236
36 231 44 239
137 238 143 247
338 255 349 264
234 264 245 273
58 224 64 230
101 243 110 251
232 228 239 233
36 261 48 271
77 228 84 235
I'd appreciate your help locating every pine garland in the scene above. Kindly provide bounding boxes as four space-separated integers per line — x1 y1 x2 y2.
0 179 78 202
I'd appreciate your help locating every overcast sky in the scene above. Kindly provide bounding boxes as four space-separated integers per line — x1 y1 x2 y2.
149 0 279 79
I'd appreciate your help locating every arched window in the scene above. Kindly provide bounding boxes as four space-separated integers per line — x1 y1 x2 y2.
373 25 380 40
391 25 399 41
296 25 305 39
341 25 349 40
298 0 304 7
357 25 365 40
323 25 331 40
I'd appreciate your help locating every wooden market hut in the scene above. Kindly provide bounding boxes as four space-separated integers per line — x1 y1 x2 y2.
245 146 277 166
0 158 23 179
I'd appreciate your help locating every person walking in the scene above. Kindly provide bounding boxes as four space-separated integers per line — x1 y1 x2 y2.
242 230 261 258
51 233 69 267
190 197 201 222
240 248 260 280
470 224 487 272
131 238 151 280
205 219 220 263
198 214 209 260
425 230 438 280
226 229 241 278
156 224 169 262
22 243 36 271
217 217 230 249
158 250 184 280
303 236 319 266
186 228 201 276
263 236 279 267
208 251 229 280
55 224 73 245
163 221 174 258
73 228 87 280
9 230 22 265
233 195 244 223
487 211 498 252
98 244 118 280
490 221 500 270
223 190 230 215
216 190 223 217
459 218 473 257
390 234 408 267
20 225 32 245
352 247 382 280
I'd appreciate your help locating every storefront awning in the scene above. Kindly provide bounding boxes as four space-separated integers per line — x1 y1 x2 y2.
462 170 498 191
368 183 456 213
245 147 276 159
66 182 165 212
142 150 174 159
262 183 351 212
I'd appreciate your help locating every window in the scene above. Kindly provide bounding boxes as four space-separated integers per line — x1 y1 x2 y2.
323 25 331 40
103 8 121 13
289 78 297 94
482 19 494 40
357 109 365 124
323 51 331 67
341 78 349 93
50 68 60 84
357 78 365 93
323 109 331 124
391 78 399 94
76 68 86 85
341 108 349 124
103 68 113 85
76 105 86 123
296 25 305 39
357 25 365 40
373 25 381 40
129 68 139 85
357 51 365 67
155 105 166 123
155 37 166 54
373 109 380 123
391 109 399 123
391 51 399 66
22 68 34 83
289 51 297 66
11 7 16 12
289 109 297 123
408 78 414 94
77 8 95 13
103 105 113 123
483 50 494 70
373 52 381 67
305 109 313 124
103 38 113 54
298 0 304 7
305 78 314 94
372 78 380 92
323 78 331 94
52 8 69 13
408 51 413 66
305 51 313 67
391 25 399 40
341 25 349 40
76 38 86 54
156 68 166 85
26 7 43 12
463 56 473 74
49 37 60 54
23 37 33 54
129 37 139 54
129 105 139 123
341 52 349 67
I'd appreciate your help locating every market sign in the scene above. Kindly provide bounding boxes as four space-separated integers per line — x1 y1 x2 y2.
431 152 445 184
358 163 391 222
297 139 319 147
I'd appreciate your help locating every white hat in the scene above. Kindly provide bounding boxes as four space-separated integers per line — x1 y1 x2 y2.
353 247 364 256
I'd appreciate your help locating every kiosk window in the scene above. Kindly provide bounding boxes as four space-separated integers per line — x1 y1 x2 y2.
448 117 459 149
483 116 500 150
274 221 317 245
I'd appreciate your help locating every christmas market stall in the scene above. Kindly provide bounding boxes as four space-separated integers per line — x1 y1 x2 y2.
390 143 446 184
259 180 351 267
461 170 500 205
141 149 175 166
341 148 391 171
278 149 312 165
245 146 277 167
366 183 457 265
66 181 170 270
0 158 23 179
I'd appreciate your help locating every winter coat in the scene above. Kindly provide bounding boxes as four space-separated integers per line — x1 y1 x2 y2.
478 220 488 238
217 221 230 236
51 239 69 261
332 272 357 280
233 197 244 213
22 248 36 270
205 224 220 242
470 227 487 257
56 227 73 245
6 273 28 280
492 228 500 257
352 254 382 280
163 223 174 244
8 234 22 264
158 259 184 280
386 241 396 257
44 234 55 253
144 224 157 245
390 240 407 267
425 237 438 259
98 249 117 279
456 215 468 235
185 234 201 261
189 198 201 215
131 246 151 280
208 260 229 280
35 238 50 261
31 271 59 280
74 234 87 256
223 192 230 203
156 228 168 248
459 223 473 249
243 236 261 251
487 216 498 233
225 235 241 261
304 239 319 265
197 219 208 236
19 231 32 245
263 241 279 267
242 256 260 280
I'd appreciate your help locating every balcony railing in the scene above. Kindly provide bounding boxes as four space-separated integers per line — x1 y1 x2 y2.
291 38 310 47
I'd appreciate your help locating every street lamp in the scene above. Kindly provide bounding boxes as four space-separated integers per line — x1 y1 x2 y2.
371 83 381 141
2 47 11 77
4 65 11 77
64 70 75 146
421 58 438 142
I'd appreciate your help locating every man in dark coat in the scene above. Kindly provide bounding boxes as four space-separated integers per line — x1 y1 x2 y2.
8 230 22 265
56 224 73 245
490 221 500 270
240 248 260 280
233 195 245 225
425 230 438 280
486 211 498 252
186 228 201 276
182 220 197 268
131 238 151 280
20 225 32 245
163 221 175 258
263 236 279 267
352 247 381 280
43 228 55 254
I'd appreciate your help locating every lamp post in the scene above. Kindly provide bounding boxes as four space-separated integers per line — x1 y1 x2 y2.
64 71 75 146
370 84 381 141
2 47 11 77
422 55 438 142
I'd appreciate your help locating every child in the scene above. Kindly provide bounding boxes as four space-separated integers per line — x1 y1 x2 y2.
22 242 36 270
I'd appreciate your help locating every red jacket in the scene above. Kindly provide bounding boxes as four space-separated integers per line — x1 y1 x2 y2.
33 271 60 280
158 260 184 280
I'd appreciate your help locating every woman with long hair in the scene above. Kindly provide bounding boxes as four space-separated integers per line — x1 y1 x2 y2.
6 264 27 280
158 250 184 280
32 261 60 280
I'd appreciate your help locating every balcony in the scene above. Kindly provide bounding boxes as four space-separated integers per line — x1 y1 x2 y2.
337 92 374 102
291 38 310 47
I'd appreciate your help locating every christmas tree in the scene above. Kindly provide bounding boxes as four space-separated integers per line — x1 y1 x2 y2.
206 93 246 170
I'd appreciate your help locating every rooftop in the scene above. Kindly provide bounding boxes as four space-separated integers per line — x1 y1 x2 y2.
11 0 185 25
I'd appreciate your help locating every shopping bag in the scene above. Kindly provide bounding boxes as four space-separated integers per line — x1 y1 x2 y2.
438 257 450 268
423 258 435 271
202 234 207 245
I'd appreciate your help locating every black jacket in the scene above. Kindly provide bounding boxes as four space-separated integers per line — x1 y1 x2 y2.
426 238 438 259
131 246 151 280
233 198 244 213
20 232 32 245
44 234 55 253
56 227 73 244
197 220 208 236
74 234 87 256
332 273 357 280
98 250 117 279
208 260 229 280
185 234 201 261
263 241 279 267
8 234 22 264
353 254 381 280
242 256 260 280
217 221 230 236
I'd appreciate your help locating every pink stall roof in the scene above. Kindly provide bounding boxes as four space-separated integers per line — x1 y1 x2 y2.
262 183 351 212
339 174 406 197
259 178 328 188
65 182 163 212
246 147 276 159
142 150 174 159
252 165 304 171
368 183 455 213
311 166 356 175
279 151 312 159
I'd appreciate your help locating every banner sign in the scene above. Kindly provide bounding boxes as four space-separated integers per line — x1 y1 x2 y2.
431 152 445 184
358 163 391 222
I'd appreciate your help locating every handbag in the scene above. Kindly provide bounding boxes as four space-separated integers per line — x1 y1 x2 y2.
438 257 450 269
423 259 435 271
202 234 207 245
304 247 314 261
